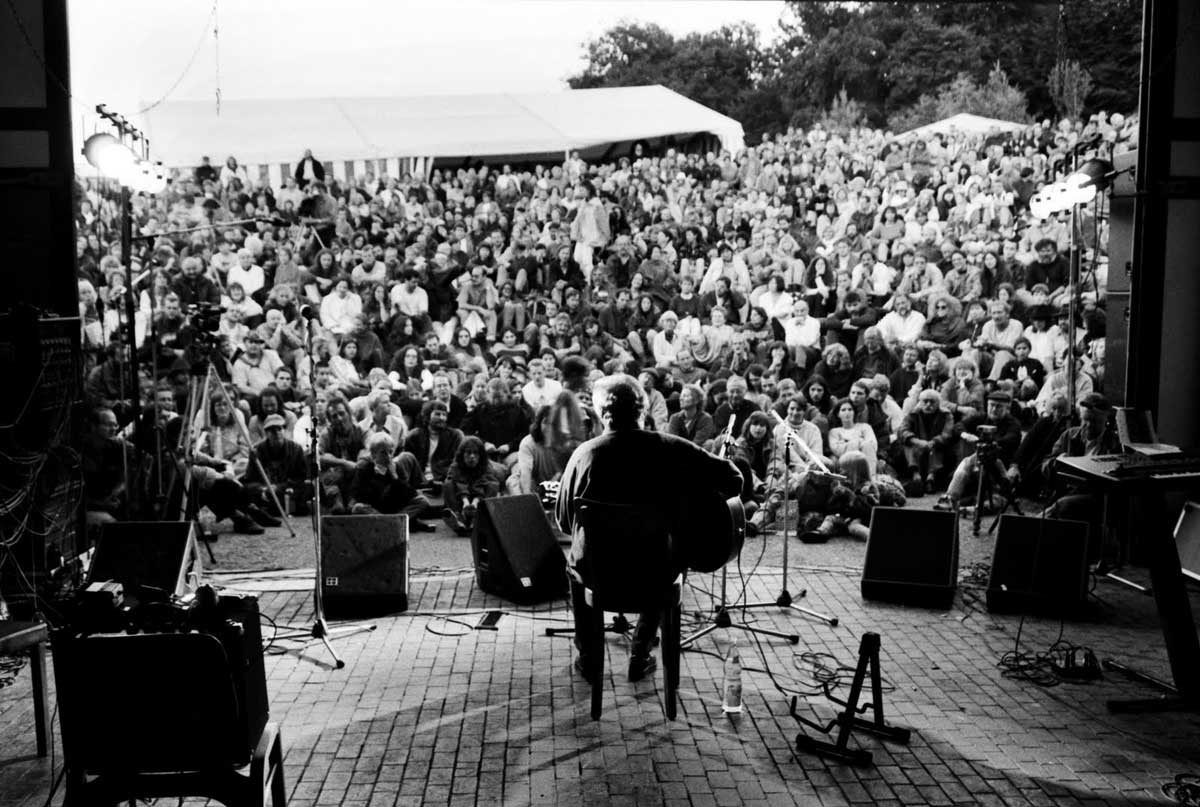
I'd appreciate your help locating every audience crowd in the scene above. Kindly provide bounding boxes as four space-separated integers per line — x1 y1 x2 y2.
78 111 1132 538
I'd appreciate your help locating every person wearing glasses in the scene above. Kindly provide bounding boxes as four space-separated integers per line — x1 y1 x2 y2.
916 295 968 357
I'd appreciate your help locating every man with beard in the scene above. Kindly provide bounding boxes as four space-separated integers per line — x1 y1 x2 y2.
710 376 759 447
244 414 310 516
403 400 464 490
461 378 531 464
171 256 221 308
1040 392 1123 562
897 389 955 493
318 396 365 513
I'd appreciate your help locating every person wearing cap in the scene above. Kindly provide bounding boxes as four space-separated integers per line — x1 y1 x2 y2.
942 389 1023 508
556 373 742 684
1040 392 1123 561
244 413 310 516
232 331 284 401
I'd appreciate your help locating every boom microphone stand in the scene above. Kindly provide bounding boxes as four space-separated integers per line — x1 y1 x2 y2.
738 413 839 627
681 419 801 649
270 308 375 669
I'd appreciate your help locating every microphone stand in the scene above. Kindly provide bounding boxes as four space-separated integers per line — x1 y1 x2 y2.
270 309 376 668
681 417 801 649
738 413 838 627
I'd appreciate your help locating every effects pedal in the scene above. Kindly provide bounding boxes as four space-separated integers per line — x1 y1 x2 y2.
1052 648 1102 680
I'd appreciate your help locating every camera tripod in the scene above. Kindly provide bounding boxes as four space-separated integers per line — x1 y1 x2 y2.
965 441 1022 537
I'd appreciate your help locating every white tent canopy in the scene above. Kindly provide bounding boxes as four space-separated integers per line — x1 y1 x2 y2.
904 112 1027 139
143 85 745 171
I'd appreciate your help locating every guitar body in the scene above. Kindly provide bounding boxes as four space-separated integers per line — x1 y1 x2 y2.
678 495 746 574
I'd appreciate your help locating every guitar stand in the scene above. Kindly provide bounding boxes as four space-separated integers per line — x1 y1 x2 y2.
791 632 910 767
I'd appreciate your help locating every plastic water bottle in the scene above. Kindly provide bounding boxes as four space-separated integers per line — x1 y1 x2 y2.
0 595 9 621
722 639 743 714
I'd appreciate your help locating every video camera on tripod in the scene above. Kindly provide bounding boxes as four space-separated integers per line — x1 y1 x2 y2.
185 302 224 363
973 424 999 456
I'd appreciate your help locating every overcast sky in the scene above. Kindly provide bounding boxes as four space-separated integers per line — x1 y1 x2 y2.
68 0 789 130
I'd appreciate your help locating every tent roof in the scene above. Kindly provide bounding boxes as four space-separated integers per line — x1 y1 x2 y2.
904 112 1026 139
144 85 744 167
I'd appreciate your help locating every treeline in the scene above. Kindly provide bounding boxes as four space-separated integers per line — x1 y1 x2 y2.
567 1 1141 140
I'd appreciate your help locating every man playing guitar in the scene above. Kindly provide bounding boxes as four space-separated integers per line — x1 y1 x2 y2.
556 374 743 682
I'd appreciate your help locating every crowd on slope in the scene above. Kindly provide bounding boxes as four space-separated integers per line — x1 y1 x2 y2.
77 112 1135 539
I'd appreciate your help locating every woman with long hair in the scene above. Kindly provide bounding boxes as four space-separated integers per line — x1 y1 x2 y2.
828 399 878 473
442 435 506 536
939 356 986 421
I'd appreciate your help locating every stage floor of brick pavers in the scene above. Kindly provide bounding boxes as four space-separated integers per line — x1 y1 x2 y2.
3 534 1199 807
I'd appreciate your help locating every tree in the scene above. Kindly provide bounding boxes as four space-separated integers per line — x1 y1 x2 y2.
1048 60 1095 120
817 88 868 132
887 63 1030 133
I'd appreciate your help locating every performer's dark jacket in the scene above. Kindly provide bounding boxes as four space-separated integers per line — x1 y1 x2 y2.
555 427 742 595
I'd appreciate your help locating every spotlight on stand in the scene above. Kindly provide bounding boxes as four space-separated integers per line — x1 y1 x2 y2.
82 132 138 184
82 127 168 195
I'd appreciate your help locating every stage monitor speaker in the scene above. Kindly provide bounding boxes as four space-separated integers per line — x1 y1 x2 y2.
1174 502 1200 584
471 494 566 604
320 514 409 616
986 515 1089 615
89 521 202 602
862 508 958 609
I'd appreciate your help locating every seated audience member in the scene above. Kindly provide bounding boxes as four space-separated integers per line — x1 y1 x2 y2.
709 375 760 447
798 450 905 542
521 358 563 410
442 436 507 535
829 397 879 473
940 356 986 421
915 295 968 357
897 389 955 493
461 378 531 463
667 384 716 446
998 336 1048 407
358 390 408 447
247 387 296 444
638 368 669 432
350 432 434 531
81 406 131 526
232 331 284 402
876 293 926 350
852 326 900 380
318 395 366 513
822 291 877 354
943 390 1023 508
810 342 856 399
403 400 464 489
1005 391 1072 497
1040 393 1123 562
244 413 311 515
749 398 826 532
507 392 591 496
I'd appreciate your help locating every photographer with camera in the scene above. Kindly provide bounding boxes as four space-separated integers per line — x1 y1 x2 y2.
940 390 1022 510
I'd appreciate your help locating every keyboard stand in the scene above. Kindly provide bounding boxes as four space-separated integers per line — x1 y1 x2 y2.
1103 494 1200 714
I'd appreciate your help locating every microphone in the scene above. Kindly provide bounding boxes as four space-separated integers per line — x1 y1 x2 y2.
767 410 841 477
298 305 317 320
256 216 291 227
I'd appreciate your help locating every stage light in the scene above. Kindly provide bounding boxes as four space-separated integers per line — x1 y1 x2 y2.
82 133 138 181
1065 158 1116 206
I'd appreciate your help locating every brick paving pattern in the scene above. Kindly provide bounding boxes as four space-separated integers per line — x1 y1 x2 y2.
2 549 1198 806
